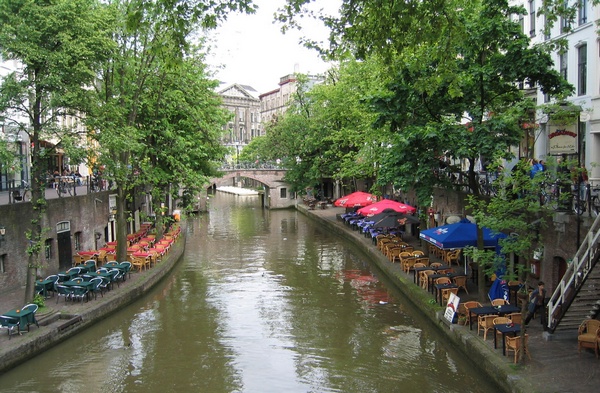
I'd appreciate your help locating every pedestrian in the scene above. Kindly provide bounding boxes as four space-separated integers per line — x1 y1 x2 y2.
524 281 547 328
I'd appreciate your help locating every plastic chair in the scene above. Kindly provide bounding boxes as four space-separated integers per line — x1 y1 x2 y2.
56 285 72 303
506 334 531 363
0 316 20 339
70 286 88 303
22 303 39 329
89 278 103 299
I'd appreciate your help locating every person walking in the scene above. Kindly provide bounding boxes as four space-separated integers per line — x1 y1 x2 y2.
525 281 547 328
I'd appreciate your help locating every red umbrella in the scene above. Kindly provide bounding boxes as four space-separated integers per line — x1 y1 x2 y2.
334 191 377 207
357 199 416 216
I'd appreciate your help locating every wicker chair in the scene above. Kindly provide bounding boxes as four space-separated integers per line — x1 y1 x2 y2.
446 249 462 266
452 275 469 294
478 314 496 340
412 250 425 257
505 334 531 363
441 287 459 305
577 319 600 358
508 312 523 325
419 270 435 290
493 316 512 341
462 301 483 326
491 298 508 307
435 276 452 285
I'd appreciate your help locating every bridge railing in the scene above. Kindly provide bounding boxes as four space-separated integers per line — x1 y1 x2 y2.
219 161 285 171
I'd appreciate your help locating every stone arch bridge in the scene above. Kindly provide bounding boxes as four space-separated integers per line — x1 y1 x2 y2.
208 167 294 209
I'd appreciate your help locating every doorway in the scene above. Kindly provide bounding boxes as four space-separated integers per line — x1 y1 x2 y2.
56 221 72 270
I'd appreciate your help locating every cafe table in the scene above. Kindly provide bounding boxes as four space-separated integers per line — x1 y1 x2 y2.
62 279 95 301
2 307 34 331
494 323 522 356
35 278 55 298
434 283 458 306
468 305 520 331
57 269 82 282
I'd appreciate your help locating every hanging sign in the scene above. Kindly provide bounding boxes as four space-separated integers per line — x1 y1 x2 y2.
548 122 578 155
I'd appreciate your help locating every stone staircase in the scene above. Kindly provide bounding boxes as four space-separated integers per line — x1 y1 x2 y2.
547 214 600 333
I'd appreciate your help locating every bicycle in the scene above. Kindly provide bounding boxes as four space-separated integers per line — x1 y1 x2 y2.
56 176 74 197
11 180 30 202
539 180 560 210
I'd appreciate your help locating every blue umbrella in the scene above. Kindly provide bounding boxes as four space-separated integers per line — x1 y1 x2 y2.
419 219 505 249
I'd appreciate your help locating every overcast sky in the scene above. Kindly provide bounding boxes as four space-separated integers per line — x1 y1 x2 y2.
205 0 337 94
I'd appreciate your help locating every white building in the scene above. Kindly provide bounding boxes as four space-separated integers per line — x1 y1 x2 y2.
520 1 600 183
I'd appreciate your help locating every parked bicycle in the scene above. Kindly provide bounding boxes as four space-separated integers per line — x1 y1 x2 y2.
571 183 600 217
11 180 30 202
56 176 75 197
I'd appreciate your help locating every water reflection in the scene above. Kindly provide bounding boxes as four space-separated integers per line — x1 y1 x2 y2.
0 192 497 393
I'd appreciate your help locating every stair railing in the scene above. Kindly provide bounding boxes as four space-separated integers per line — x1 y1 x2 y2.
547 213 600 331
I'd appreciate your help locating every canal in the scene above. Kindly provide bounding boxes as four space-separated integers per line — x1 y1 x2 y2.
1 192 498 392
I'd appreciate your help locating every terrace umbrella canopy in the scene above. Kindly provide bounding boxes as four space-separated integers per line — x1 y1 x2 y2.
334 191 377 207
419 219 506 249
357 199 416 216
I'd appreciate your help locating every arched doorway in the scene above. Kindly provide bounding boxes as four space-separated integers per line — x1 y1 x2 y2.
554 256 568 288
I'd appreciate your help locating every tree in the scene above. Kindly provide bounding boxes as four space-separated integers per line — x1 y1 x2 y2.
87 0 255 262
0 0 115 302
135 46 231 228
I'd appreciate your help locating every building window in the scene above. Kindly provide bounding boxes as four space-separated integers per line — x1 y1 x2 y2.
578 44 587 96
518 14 524 34
529 1 536 37
579 0 588 25
74 231 82 251
0 254 5 273
280 188 287 199
45 239 53 260
559 51 568 81
560 1 570 33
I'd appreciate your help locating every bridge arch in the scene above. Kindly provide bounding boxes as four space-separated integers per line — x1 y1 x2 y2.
208 168 295 209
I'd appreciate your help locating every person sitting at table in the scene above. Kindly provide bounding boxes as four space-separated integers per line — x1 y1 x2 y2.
524 281 547 328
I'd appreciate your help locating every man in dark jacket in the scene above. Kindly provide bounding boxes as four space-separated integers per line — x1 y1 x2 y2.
525 281 547 328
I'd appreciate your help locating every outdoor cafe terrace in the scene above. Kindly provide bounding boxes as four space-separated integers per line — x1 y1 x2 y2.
0 223 181 341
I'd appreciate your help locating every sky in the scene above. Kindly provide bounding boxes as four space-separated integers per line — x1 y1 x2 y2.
205 0 337 94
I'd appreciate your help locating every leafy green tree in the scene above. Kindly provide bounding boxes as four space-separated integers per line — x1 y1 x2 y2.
0 0 115 302
87 0 255 261
136 47 231 228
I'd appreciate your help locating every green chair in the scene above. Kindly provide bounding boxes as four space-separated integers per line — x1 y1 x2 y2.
22 303 39 330
89 278 103 300
70 286 88 303
0 315 20 339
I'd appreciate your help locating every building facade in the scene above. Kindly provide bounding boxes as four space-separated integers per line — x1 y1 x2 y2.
259 74 324 125
518 1 600 183
217 83 262 162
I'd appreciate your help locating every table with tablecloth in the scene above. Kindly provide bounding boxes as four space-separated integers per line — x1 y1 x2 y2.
2 308 34 331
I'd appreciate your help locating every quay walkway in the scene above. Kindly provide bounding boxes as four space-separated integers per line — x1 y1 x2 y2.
299 203 600 393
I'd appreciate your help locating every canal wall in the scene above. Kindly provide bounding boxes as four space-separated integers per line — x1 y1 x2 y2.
297 205 537 393
0 221 187 375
